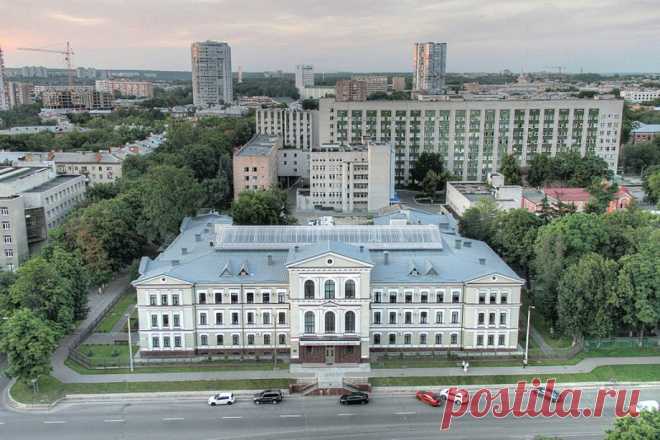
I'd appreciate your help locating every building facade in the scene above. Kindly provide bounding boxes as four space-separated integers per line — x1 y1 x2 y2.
133 216 524 362
255 108 318 150
39 87 113 110
295 65 314 93
413 42 447 95
391 76 407 92
232 134 280 199
620 89 660 103
6 82 34 108
47 151 124 185
95 79 154 98
352 75 388 96
318 97 623 186
336 80 368 102
301 86 335 100
631 123 660 144
191 41 233 107
0 46 8 111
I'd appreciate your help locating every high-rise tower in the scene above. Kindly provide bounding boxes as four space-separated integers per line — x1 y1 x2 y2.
191 41 233 107
413 42 447 95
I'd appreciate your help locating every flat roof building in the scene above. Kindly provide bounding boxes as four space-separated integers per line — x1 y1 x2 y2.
232 134 281 199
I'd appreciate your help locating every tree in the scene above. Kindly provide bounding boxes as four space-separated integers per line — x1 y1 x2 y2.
526 154 553 187
622 139 660 174
85 181 121 204
0 309 59 384
301 98 319 110
586 180 618 214
492 209 543 279
0 271 17 319
43 246 90 321
458 198 499 242
557 253 619 340
499 154 522 185
643 167 660 206
411 152 444 185
231 188 294 225
606 411 660 439
421 170 448 197
139 165 204 243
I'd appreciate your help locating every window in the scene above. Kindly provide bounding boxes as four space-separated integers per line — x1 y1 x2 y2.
501 293 508 304
451 311 459 324
172 295 180 306
345 280 356 299
152 337 160 348
304 311 315 333
264 334 271 345
420 311 428 324
373 311 381 324
232 335 239 346
231 293 239 304
163 336 171 348
477 335 484 346
404 334 412 345
500 313 507 325
436 292 444 303
405 311 412 324
263 312 271 325
324 312 335 333
421 293 428 303
490 292 497 304
479 292 486 304
247 334 255 345
278 292 285 303
1 222 9 230
3 235 11 244
214 292 222 304
160 295 168 306
246 292 254 304
450 333 458 345
374 291 382 303
345 311 356 333
278 334 286 345
247 312 254 325
405 292 413 303
173 314 180 328
263 293 270 304
478 313 485 325
199 313 207 326
278 312 286 325
151 314 158 328
498 335 506 346
216 334 224 345
215 312 223 325
199 292 207 304
324 280 335 299
0 207 8 216
389 292 397 303
231 312 239 325
389 311 397 324
304 280 315 299
488 335 495 346
373 334 381 345
162 315 169 327
420 334 427 345
389 333 396 345
452 292 460 303
200 335 208 346
149 295 157 306
489 313 496 326
435 333 442 345
174 336 182 348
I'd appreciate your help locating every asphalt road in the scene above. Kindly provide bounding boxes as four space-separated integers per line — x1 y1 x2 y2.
1 386 659 440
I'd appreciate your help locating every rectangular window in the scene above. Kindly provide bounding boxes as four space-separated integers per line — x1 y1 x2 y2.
501 293 508 304
263 312 271 325
215 312 223 325
174 336 182 348
489 313 496 326
278 334 286 345
373 334 381 345
160 295 168 306
172 295 180 306
436 292 444 303
452 292 460 303
232 312 239 325
278 292 285 304
389 334 396 345
479 293 486 304
262 293 270 304
151 314 158 328
451 333 458 345
405 293 413 303
149 295 157 306
264 334 271 345
389 292 397 303
420 334 427 345
420 311 428 324
247 334 255 345
490 293 497 304
163 336 171 348
478 313 485 325
247 312 254 325
278 312 286 325
216 334 224 345
200 335 208 346
500 313 507 325
1 222 10 230
421 293 428 303
451 311 459 324
374 291 382 303
162 314 169 327
498 335 506 346
232 335 239 345
404 334 412 345
173 314 180 328
405 311 412 324
152 337 159 348
0 207 8 215
246 292 254 304
231 293 239 304
435 333 442 345
214 292 222 304
199 313 207 326
199 292 206 304
389 311 397 324
436 311 443 324
488 335 495 346
3 235 11 244
373 311 381 324
477 335 484 346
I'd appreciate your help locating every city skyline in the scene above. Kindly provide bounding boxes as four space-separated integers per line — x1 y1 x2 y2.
1 0 659 73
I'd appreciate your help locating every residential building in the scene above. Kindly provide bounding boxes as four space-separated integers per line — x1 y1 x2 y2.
446 173 523 216
301 86 335 100
391 76 406 92
237 96 280 109
0 165 86 271
631 123 660 144
297 141 395 213
336 80 368 102
95 79 154 98
352 75 388 96
295 65 314 93
232 134 280 199
191 41 233 107
413 42 447 94
133 214 523 361
39 86 113 110
0 46 7 111
523 186 633 214
255 108 319 150
6 82 34 108
46 151 123 185
318 97 623 185
620 89 660 103
277 149 309 183
76 67 97 80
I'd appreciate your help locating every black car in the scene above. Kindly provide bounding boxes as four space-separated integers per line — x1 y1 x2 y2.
532 386 559 402
339 392 369 405
253 389 283 404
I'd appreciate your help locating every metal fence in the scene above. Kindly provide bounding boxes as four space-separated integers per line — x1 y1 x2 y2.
584 337 660 351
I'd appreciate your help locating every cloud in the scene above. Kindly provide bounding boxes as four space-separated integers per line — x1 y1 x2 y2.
48 12 106 26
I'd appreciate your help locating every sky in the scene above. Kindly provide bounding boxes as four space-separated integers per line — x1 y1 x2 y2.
1 0 659 73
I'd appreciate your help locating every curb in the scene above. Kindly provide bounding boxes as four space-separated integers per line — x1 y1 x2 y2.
3 378 65 412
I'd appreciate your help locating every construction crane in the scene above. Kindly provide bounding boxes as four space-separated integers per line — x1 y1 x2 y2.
544 65 566 75
17 41 75 88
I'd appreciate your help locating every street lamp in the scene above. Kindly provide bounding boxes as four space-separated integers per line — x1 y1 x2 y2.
524 305 535 367
126 313 134 373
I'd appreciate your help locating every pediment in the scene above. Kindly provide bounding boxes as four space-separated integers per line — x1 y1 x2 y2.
132 274 193 287
465 272 524 285
287 251 373 269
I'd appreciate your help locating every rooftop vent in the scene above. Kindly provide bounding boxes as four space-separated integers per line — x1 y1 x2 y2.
464 241 472 248
267 254 273 266
455 239 462 249
359 245 364 253
479 258 486 265
171 260 180 266
383 251 390 265
194 233 201 242
294 245 299 253
181 247 188 255
209 241 214 247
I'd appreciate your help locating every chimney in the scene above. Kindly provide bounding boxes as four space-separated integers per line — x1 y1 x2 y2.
48 151 55 161
383 251 389 265
181 247 187 255
455 239 462 249
194 233 201 242
267 254 273 266
95 152 102 162
294 245 299 253
209 241 214 247
479 258 486 265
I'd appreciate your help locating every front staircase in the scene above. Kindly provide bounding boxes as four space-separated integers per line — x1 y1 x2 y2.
289 363 371 395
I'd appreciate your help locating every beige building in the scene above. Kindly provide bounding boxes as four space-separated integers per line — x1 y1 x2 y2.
48 151 123 185
95 79 154 98
255 108 319 150
446 173 523 216
391 76 406 92
39 86 113 110
6 82 34 108
232 134 281 199
352 75 388 96
336 80 368 102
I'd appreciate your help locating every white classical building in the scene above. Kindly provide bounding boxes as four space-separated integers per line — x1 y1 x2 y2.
133 213 524 364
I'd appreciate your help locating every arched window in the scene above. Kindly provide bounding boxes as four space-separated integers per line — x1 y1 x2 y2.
304 311 315 334
344 280 356 299
304 280 315 299
345 311 356 333
324 280 335 299
324 311 335 333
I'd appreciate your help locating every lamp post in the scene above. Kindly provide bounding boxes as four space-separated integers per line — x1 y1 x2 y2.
524 305 535 367
126 313 134 372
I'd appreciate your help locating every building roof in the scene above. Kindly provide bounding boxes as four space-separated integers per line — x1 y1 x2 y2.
51 151 122 164
374 206 458 233
543 187 591 202
236 134 279 157
631 123 660 134
449 181 495 202
23 175 83 193
286 241 373 266
0 166 50 184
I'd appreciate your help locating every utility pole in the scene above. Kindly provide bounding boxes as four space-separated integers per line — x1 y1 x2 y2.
126 313 134 372
524 305 535 367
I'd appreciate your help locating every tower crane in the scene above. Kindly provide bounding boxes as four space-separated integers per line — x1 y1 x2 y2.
17 41 75 88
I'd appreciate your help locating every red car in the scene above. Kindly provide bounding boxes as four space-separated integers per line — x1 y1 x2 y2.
416 390 442 407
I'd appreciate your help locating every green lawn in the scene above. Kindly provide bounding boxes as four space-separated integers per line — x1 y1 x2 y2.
370 364 660 387
75 344 138 368
11 376 292 405
94 290 137 333
65 357 289 374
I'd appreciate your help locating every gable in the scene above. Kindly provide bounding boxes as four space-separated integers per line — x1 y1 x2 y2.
132 274 193 287
287 251 373 269
465 273 524 285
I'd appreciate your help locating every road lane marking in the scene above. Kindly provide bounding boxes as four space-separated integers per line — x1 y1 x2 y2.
43 421 67 424
279 414 302 418
394 411 416 415
222 416 242 419
337 413 354 416
104 419 125 423
162 417 185 421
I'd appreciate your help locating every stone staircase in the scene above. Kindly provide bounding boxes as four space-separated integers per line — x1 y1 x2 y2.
290 364 371 395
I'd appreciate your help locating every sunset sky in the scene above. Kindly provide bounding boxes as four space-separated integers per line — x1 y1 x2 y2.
1 0 658 73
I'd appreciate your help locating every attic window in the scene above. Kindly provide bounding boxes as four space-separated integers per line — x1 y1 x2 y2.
239 268 249 276
326 258 334 266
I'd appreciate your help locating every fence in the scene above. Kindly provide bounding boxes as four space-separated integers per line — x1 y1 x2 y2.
67 290 125 359
584 337 660 351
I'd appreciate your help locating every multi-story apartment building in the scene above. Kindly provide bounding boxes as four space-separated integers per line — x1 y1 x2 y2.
391 76 407 92
351 75 388 96
299 142 394 213
0 165 86 271
191 41 233 107
133 214 523 362
631 123 660 144
336 80 368 102
620 89 660 103
255 108 319 150
95 79 154 98
413 42 447 95
6 82 34 108
318 97 623 185
232 134 280 199
47 151 124 185
38 86 113 110
295 65 314 93
301 86 335 100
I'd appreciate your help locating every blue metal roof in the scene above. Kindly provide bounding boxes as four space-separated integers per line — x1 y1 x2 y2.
631 123 660 134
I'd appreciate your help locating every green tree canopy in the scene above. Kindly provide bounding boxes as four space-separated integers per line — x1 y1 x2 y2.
458 198 499 242
411 152 444 185
231 189 294 225
526 154 553 188
499 154 522 185
606 411 660 440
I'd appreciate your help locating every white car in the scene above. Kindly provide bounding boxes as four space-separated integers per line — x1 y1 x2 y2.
636 400 659 412
439 388 463 405
208 392 235 406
